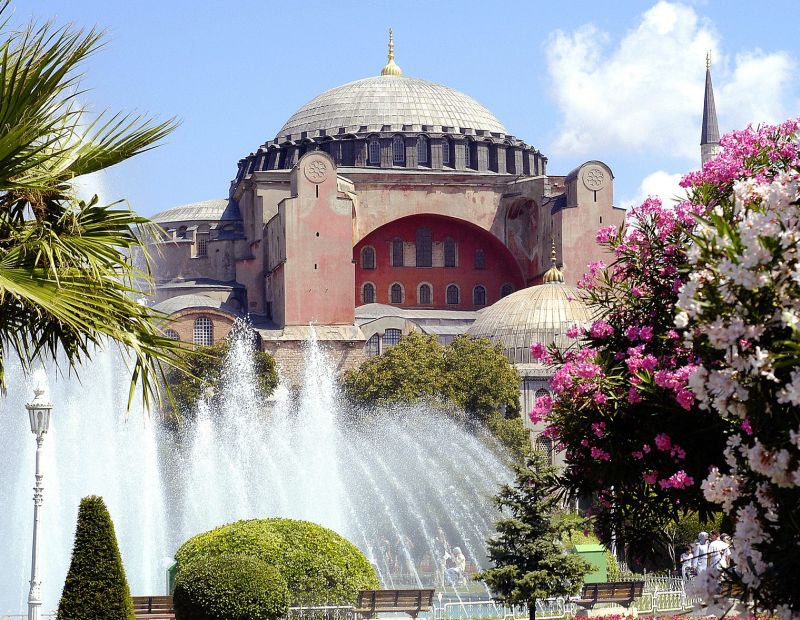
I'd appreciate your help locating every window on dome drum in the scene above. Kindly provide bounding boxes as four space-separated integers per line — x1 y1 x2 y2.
392 237 404 267
384 328 402 348
342 140 354 166
362 282 375 304
442 139 452 166
393 135 405 164
535 436 554 465
418 283 432 305
501 283 514 298
365 333 380 357
444 238 456 267
390 283 403 304
446 284 460 305
475 249 486 270
193 317 213 348
368 138 380 164
361 246 375 270
473 285 487 306
177 226 187 239
416 227 432 267
417 135 429 164
164 329 180 341
464 141 472 169
196 233 209 258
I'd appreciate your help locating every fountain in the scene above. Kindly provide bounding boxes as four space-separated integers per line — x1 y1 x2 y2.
0 324 512 613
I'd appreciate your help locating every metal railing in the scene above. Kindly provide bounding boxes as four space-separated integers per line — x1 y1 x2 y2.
288 606 357 620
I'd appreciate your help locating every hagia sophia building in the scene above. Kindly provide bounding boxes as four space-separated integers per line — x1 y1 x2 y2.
150 32 719 452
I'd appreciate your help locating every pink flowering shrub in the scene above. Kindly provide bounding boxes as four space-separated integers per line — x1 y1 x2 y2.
678 119 800 615
539 194 730 561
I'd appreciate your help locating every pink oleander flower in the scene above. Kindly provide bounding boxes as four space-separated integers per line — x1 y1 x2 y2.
566 324 582 339
642 443 651 454
643 471 658 485
639 326 654 341
741 417 753 436
625 326 640 341
631 450 644 459
530 342 546 360
593 391 608 405
590 320 614 339
675 389 694 410
658 470 695 490
592 421 606 437
591 446 611 461
655 433 672 451
628 387 642 404
596 225 617 244
529 394 553 424
630 285 644 298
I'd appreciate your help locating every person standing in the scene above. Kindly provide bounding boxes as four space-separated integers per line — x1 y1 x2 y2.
680 545 694 579
693 532 710 574
707 531 729 571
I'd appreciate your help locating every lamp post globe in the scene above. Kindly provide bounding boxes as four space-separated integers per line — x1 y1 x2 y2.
25 384 52 620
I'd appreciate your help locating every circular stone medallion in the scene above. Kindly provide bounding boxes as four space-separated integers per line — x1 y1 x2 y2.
581 165 607 191
304 158 329 184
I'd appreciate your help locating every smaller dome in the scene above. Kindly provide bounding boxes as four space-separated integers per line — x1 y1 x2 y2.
466 281 593 364
151 199 238 224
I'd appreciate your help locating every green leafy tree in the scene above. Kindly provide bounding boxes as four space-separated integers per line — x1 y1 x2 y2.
163 339 278 417
57 496 134 620
342 333 526 456
477 453 591 620
0 7 184 407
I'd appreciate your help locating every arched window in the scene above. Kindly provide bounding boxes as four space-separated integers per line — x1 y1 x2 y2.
368 138 380 164
392 237 404 267
362 282 375 304
195 233 209 258
164 329 180 341
535 388 550 400
473 285 487 306
464 141 472 169
390 283 403 304
416 227 432 267
365 333 380 356
418 283 432 305
474 249 486 270
361 246 375 269
444 238 456 268
442 139 452 166
535 436 554 465
417 135 429 164
446 284 460 305
193 317 213 347
384 328 402 348
500 283 514 298
393 135 405 164
177 226 187 239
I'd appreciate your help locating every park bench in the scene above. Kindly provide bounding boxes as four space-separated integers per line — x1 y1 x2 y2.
132 595 175 620
572 581 644 609
355 589 435 618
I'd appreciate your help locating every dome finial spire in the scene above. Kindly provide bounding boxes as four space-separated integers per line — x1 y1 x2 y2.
542 236 564 284
380 28 403 76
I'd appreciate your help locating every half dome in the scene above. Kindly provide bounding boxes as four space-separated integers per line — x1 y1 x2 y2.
466 281 593 364
276 75 507 140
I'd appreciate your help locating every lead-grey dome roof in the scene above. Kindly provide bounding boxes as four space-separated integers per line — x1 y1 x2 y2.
152 199 239 224
277 75 507 140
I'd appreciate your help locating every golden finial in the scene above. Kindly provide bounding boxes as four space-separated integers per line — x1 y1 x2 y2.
706 51 711 70
542 237 564 284
380 28 403 76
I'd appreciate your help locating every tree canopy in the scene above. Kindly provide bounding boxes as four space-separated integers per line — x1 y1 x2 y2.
0 7 183 407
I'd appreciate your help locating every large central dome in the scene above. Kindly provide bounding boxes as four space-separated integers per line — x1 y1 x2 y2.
276 75 508 140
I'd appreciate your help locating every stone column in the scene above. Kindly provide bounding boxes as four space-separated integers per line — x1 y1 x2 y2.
476 142 489 172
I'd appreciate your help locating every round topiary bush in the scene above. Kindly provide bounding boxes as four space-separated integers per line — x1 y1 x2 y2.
173 553 288 620
176 518 380 605
57 495 134 620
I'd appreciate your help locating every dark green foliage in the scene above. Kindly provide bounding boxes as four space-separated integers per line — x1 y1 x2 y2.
57 495 134 620
342 333 523 456
163 339 278 417
173 554 288 620
477 454 591 617
175 518 380 605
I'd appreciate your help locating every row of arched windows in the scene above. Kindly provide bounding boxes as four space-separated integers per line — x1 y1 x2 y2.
361 282 512 306
164 317 215 348
364 328 403 357
361 232 486 270
365 135 490 169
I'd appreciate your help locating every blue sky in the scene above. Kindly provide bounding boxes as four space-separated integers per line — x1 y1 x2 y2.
16 0 800 216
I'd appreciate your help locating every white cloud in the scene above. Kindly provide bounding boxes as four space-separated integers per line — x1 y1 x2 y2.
620 170 686 210
71 171 109 205
546 1 796 161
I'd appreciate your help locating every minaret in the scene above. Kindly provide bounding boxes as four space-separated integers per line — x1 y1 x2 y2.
380 28 403 76
701 52 720 165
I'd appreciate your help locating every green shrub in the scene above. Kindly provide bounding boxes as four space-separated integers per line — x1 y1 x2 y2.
57 495 134 620
562 525 621 582
173 553 288 620
176 518 379 605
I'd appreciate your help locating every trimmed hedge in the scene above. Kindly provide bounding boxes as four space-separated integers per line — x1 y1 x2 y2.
176 518 379 605
57 495 134 620
173 553 288 620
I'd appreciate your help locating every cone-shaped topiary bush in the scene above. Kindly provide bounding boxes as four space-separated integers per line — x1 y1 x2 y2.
57 495 134 620
173 553 289 620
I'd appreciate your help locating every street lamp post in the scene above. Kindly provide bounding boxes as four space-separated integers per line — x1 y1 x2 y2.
25 385 52 620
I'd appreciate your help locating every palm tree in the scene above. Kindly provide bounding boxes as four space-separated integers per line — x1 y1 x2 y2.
0 6 185 408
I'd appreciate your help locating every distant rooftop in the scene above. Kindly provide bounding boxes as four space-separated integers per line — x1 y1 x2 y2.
151 199 239 224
